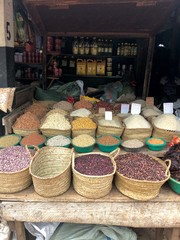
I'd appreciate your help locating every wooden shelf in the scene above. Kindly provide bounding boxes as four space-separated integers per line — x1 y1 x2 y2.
15 62 42 68
57 53 136 59
62 74 120 79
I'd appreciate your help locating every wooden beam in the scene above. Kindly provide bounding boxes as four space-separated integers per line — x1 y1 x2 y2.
47 31 150 38
142 36 155 99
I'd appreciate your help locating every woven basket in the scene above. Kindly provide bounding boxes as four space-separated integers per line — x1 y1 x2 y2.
0 145 35 193
72 128 96 138
122 127 153 142
96 125 124 137
115 157 171 201
13 127 39 136
152 125 180 143
29 146 73 197
72 148 120 199
40 128 71 138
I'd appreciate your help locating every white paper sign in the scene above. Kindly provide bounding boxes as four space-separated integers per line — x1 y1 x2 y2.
163 103 173 114
121 104 130 114
131 103 141 114
105 111 112 120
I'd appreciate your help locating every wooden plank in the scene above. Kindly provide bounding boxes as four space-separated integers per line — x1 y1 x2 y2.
14 221 26 240
1 200 180 227
142 36 155 99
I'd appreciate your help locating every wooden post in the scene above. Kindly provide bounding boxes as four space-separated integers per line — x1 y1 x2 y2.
142 36 155 99
0 0 14 87
14 221 26 240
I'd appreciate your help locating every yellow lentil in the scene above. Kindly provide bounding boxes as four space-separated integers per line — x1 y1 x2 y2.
72 117 97 130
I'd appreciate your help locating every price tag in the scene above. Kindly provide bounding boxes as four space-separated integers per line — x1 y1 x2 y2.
121 104 130 114
99 108 105 115
163 103 173 114
131 103 141 114
105 111 112 120
146 97 154 107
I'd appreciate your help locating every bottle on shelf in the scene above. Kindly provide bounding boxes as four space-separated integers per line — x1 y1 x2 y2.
117 43 121 56
91 37 98 55
104 40 108 54
108 40 113 55
84 37 90 55
101 39 104 55
120 43 124 56
78 37 85 55
72 36 79 55
97 38 102 55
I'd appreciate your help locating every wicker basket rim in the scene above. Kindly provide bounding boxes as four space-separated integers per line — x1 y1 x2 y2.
72 152 116 178
12 127 39 131
115 156 170 183
30 159 71 180
153 124 180 133
40 127 71 131
0 165 30 175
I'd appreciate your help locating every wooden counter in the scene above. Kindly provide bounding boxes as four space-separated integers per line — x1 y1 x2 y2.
0 184 180 240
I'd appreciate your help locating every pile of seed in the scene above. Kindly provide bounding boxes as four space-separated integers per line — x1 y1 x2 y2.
46 135 71 147
25 103 48 119
75 154 114 175
53 101 73 112
72 134 95 147
97 135 120 145
13 112 40 130
70 108 91 117
0 134 20 148
115 153 166 181
0 146 31 172
122 139 144 148
41 113 71 130
72 117 96 130
21 133 45 146
74 100 93 110
93 101 113 113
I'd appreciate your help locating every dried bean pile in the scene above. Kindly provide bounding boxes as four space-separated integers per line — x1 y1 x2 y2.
53 101 73 112
21 133 45 146
74 100 93 110
115 153 166 181
93 101 113 113
163 143 180 181
0 146 31 172
75 154 114 175
97 135 120 145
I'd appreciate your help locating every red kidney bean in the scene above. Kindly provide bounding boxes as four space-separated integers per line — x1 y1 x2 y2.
93 101 113 112
115 153 166 181
0 146 31 172
75 154 114 176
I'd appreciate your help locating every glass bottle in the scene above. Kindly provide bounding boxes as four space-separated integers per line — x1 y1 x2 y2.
84 37 90 55
104 40 108 54
78 37 85 55
91 37 98 55
72 36 79 55
108 40 113 55
97 39 102 55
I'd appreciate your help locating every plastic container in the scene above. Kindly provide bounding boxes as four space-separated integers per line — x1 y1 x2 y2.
72 143 95 153
168 177 180 194
96 135 122 153
0 134 22 148
145 137 166 151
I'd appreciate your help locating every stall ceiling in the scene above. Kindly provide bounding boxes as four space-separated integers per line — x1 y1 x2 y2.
23 0 179 37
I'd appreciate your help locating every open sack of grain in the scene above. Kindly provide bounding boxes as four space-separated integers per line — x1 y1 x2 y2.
122 114 152 141
96 117 124 137
71 117 97 138
152 114 180 142
40 112 71 137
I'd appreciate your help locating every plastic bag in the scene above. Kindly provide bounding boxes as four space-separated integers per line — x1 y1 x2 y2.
0 220 11 240
50 223 137 240
24 222 60 240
